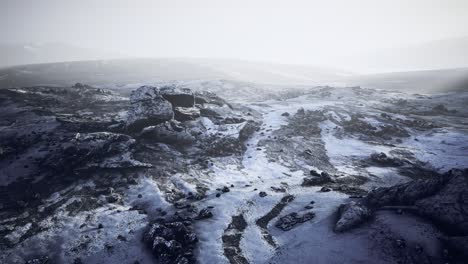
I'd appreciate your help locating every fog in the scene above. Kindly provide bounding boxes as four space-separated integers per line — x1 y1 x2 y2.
1 0 468 72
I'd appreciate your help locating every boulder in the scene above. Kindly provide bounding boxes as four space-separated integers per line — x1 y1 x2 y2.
174 107 200 121
139 121 195 145
199 107 221 118
334 201 371 232
238 120 258 141
160 86 195 107
302 171 333 186
415 170 468 234
369 152 404 167
127 86 174 132
334 169 468 234
194 91 229 107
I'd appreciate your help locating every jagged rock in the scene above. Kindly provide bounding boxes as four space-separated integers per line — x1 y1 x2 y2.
143 221 198 264
139 121 195 145
415 170 468 234
334 201 371 232
335 169 468 234
127 86 174 131
199 107 221 118
271 186 286 192
309 169 321 177
160 86 195 107
369 152 404 167
174 107 200 121
302 171 333 186
239 120 259 141
195 208 213 220
43 132 149 171
259 191 268 197
194 91 229 107
281 112 290 117
275 211 315 231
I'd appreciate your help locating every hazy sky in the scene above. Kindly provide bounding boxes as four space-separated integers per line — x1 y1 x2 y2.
2 0 468 68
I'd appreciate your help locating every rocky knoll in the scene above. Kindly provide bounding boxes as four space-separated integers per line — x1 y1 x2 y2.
335 169 468 261
0 83 259 263
126 86 174 132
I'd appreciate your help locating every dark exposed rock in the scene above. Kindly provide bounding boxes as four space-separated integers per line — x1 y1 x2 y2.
335 169 468 234
143 221 197 264
43 132 150 171
139 121 195 145
160 86 195 108
281 112 290 117
415 170 468 234
127 86 174 132
174 107 200 121
369 152 404 167
194 91 229 107
270 186 286 192
275 211 315 231
207 136 246 157
199 107 221 118
334 201 371 232
309 169 321 177
302 171 334 186
238 120 259 141
259 191 267 197
195 208 213 220
222 214 248 264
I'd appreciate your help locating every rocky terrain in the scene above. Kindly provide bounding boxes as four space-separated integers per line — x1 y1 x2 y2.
1 82 468 264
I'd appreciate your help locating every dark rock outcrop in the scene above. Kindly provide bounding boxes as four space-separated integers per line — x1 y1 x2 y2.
139 121 195 145
160 86 195 108
369 152 404 167
302 171 334 186
174 107 200 121
43 132 150 171
334 169 468 236
127 86 174 132
334 201 371 232
143 221 198 264
275 211 315 231
194 91 229 107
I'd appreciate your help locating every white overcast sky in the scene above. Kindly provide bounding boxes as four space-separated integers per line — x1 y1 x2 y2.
1 0 468 67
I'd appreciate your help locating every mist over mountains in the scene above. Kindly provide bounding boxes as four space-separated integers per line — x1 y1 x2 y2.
0 42 122 68
346 36 468 73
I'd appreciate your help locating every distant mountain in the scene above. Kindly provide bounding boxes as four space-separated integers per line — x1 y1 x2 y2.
0 58 350 89
347 36 468 73
345 67 468 93
0 42 123 68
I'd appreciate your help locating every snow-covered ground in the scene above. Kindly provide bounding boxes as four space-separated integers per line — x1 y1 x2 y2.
190 87 468 263
2 84 467 263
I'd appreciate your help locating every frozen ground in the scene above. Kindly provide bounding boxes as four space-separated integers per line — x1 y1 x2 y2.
1 83 467 263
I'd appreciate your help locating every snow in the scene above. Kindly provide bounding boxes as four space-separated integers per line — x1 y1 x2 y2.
404 129 468 172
